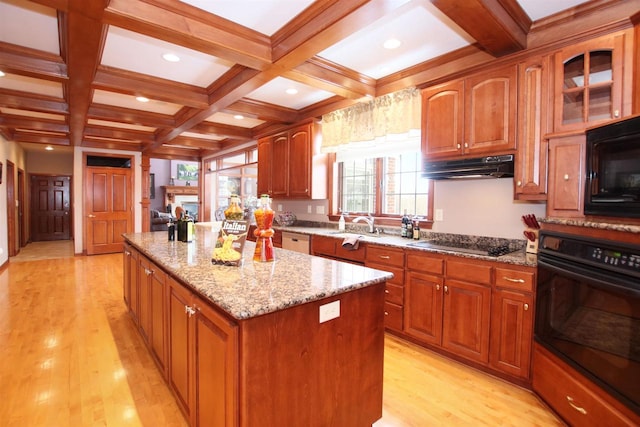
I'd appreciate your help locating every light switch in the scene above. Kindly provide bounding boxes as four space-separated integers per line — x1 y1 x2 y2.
307 205 312 213
319 300 340 323
435 209 444 221
316 205 325 214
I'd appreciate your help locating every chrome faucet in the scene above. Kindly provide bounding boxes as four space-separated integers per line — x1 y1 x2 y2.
352 214 375 233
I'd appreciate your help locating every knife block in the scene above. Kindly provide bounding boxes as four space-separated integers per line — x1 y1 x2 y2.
525 229 539 254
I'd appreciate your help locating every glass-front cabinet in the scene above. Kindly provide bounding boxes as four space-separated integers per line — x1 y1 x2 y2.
553 30 632 132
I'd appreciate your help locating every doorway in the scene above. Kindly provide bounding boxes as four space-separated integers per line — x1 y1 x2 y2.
6 161 16 256
30 175 72 241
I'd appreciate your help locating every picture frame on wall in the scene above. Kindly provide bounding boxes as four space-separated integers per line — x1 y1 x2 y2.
177 163 198 182
150 173 155 199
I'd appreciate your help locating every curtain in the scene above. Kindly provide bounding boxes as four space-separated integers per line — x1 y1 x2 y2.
321 87 421 155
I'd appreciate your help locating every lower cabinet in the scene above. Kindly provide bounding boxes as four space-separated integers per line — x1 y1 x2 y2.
365 244 405 332
167 276 238 427
123 244 140 325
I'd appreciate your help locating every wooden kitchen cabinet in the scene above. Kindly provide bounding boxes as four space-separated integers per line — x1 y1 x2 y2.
490 265 535 380
365 244 405 333
547 133 586 218
515 55 550 200
421 65 517 160
123 244 140 325
553 29 633 133
257 121 327 199
138 255 153 343
310 234 366 265
167 276 238 426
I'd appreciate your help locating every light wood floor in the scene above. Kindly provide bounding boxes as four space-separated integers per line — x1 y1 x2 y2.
0 250 564 427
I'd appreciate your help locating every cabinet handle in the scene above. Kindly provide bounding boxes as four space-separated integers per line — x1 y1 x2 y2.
614 109 620 118
185 306 196 317
436 284 441 291
125 250 131 256
385 289 390 294
88 214 96 218
464 143 468 148
563 174 570 181
144 268 152 276
457 144 461 149
566 396 587 415
524 303 529 311
503 276 525 283
384 311 389 316
517 180 522 187
379 255 391 260
444 285 448 294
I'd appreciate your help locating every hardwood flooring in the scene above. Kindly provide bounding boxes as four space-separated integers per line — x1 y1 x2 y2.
0 251 564 426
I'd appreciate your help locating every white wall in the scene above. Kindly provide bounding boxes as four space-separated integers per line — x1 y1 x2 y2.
0 136 27 266
431 178 546 239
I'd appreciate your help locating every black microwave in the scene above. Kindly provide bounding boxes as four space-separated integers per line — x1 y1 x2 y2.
585 115 640 218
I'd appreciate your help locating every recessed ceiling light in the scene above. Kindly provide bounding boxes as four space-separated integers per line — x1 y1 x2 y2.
233 114 244 120
286 88 298 95
383 38 401 50
136 96 149 103
45 145 54 151
162 53 180 62
0 70 5 77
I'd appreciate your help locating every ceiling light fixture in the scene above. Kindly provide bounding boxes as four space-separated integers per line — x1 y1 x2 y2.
45 145 53 151
162 53 180 62
136 96 149 103
0 70 5 77
233 114 244 120
286 88 298 95
383 38 401 50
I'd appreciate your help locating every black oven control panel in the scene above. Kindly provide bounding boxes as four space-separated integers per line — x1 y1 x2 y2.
540 233 640 276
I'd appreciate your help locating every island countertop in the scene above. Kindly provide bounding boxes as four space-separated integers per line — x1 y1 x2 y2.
123 230 393 320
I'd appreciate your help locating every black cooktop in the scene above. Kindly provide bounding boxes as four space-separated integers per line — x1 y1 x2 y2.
407 240 515 257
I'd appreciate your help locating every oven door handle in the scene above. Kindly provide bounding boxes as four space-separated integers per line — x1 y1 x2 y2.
538 255 640 298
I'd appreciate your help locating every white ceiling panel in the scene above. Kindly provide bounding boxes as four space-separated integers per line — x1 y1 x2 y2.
519 0 587 21
87 119 156 132
92 90 183 115
179 0 316 36
102 27 234 87
246 77 335 110
0 0 59 54
206 112 265 128
180 131 224 141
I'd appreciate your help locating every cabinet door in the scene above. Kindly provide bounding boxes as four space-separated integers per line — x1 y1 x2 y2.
288 125 311 198
547 134 585 218
138 255 153 341
421 80 464 159
442 279 491 364
150 264 167 375
465 65 517 155
123 245 132 308
257 137 272 196
192 298 238 427
490 289 533 379
553 31 631 132
128 247 140 324
270 134 289 197
515 56 549 200
404 271 444 345
167 276 194 419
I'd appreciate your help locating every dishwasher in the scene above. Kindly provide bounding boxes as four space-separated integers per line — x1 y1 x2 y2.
281 231 310 254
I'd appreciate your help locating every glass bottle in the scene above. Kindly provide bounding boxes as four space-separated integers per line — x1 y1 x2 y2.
401 209 409 238
224 194 244 220
253 194 275 262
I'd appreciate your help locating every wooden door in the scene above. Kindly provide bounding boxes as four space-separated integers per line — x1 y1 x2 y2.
30 175 71 241
17 169 26 247
167 276 194 420
85 163 132 255
421 80 464 159
465 65 517 155
404 271 443 345
270 134 289 197
6 161 16 256
288 124 311 198
442 279 491 364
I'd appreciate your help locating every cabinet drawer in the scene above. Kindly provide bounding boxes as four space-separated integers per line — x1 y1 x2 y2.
447 259 492 285
311 236 336 256
406 251 444 275
334 243 366 264
367 245 404 267
384 302 403 331
495 267 534 292
384 283 404 306
367 262 404 287
533 344 640 427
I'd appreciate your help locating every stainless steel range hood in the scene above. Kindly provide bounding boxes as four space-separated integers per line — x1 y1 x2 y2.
422 154 514 179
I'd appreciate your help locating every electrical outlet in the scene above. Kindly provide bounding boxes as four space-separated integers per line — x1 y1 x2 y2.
0 247 3 255
435 209 444 221
307 205 312 213
277 204 283 211
316 205 325 214
319 300 340 323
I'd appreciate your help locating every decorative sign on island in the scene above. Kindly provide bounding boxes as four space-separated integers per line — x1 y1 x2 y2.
211 220 248 266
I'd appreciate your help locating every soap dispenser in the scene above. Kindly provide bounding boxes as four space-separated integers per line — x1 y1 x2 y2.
338 211 346 231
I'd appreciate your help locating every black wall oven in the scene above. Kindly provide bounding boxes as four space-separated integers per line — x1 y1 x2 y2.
535 231 640 415
585 114 640 218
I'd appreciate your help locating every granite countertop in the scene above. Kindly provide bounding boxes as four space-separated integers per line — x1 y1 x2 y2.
278 226 537 267
124 230 393 320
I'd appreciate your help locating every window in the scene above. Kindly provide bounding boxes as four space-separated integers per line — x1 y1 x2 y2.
338 151 432 222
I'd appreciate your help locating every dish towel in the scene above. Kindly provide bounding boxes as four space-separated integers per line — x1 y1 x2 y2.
342 235 362 251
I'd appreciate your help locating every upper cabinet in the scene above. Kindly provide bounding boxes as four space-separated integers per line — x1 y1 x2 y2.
553 29 633 132
422 65 517 160
257 121 328 200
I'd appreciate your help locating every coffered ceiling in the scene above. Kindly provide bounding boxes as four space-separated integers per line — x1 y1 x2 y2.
0 0 602 160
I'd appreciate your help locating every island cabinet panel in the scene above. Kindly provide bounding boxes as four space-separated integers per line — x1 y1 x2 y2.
167 276 193 418
365 244 405 332
138 255 154 343
239 283 385 427
123 243 134 311
149 261 168 375
124 244 140 325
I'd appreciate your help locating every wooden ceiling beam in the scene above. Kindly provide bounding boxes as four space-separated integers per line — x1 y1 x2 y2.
189 122 253 140
83 125 155 142
430 0 530 56
87 104 175 128
81 138 143 151
93 66 210 109
0 115 69 133
0 42 67 82
0 88 68 115
11 131 69 145
166 137 223 151
226 99 297 124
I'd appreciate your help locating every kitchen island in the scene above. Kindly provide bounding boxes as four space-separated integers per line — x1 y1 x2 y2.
123 230 392 427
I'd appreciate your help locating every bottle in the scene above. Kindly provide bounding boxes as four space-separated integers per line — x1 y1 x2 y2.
406 216 413 239
338 212 346 231
167 218 175 241
412 217 420 240
224 194 244 220
401 210 408 238
253 194 275 262
176 211 186 242
185 215 194 242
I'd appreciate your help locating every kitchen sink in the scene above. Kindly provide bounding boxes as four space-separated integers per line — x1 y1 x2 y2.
326 231 381 239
